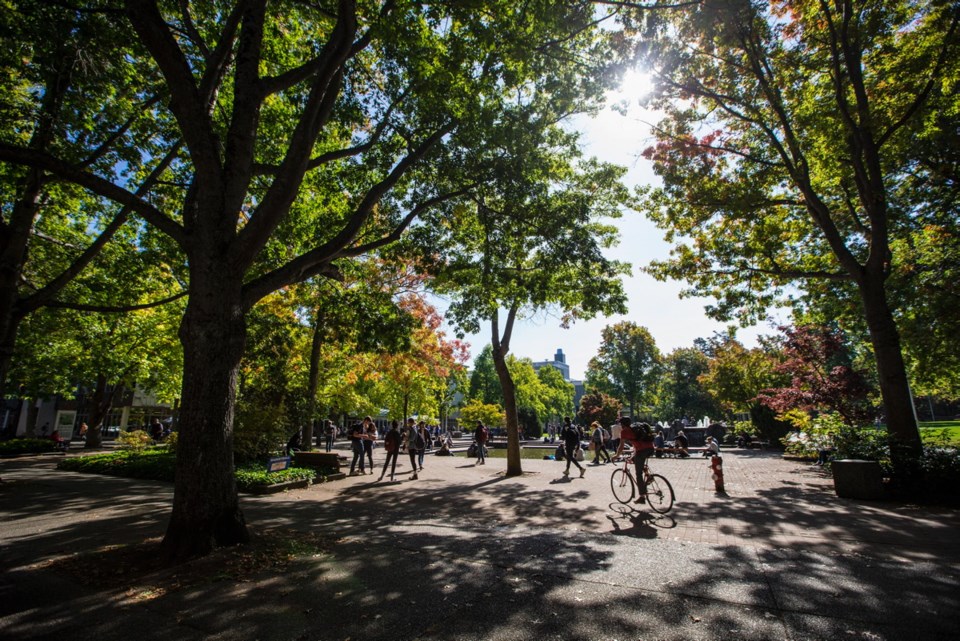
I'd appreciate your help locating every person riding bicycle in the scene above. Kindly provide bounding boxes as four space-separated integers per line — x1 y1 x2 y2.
614 417 656 503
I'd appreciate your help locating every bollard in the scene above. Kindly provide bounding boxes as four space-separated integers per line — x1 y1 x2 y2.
710 455 725 493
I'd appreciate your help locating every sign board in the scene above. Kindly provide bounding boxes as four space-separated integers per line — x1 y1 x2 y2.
55 410 77 440
267 456 291 473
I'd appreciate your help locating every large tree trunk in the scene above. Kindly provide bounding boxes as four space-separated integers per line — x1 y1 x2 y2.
84 373 122 449
161 269 249 562
859 276 922 474
491 306 522 477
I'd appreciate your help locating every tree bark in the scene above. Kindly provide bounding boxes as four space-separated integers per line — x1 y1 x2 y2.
161 265 249 562
858 275 922 474
491 305 522 477
83 373 123 449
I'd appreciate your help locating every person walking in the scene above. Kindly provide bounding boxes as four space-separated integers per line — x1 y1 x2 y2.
405 418 421 480
474 420 488 465
561 416 585 478
591 421 611 464
379 420 402 481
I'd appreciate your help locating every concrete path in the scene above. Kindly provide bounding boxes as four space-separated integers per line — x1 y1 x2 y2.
1 449 958 641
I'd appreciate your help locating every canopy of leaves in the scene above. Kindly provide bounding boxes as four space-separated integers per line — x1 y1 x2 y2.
584 321 661 414
757 325 877 427
576 389 622 428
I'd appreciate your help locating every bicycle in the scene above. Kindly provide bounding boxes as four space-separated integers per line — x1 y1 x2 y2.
610 456 675 514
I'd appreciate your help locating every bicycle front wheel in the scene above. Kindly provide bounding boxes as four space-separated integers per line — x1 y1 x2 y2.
610 468 635 504
645 474 675 514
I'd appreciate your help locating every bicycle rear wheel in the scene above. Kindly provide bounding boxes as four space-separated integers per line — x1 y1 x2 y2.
610 468 635 504
645 474 675 514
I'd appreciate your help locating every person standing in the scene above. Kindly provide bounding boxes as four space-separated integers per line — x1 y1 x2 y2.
323 420 336 452
363 416 377 472
474 420 488 465
348 421 366 475
379 420 402 481
416 420 429 471
561 416 585 478
405 418 420 480
591 421 611 464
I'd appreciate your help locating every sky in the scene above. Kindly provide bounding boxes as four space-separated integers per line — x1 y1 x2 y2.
441 70 781 381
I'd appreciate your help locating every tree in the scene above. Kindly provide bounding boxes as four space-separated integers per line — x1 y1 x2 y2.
9 232 184 446
757 325 876 428
458 399 504 432
657 347 720 422
584 322 661 416
699 336 790 441
2 1 625 559
632 0 959 472
0 4 182 397
468 344 503 407
537 364 575 428
423 136 630 474
576 389 622 428
372 295 468 421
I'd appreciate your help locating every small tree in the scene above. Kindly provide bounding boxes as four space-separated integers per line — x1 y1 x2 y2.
757 325 876 428
459 399 504 432
577 389 622 428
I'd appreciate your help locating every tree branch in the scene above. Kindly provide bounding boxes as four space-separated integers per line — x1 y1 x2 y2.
124 0 222 187
0 142 186 245
45 289 188 313
19 142 184 316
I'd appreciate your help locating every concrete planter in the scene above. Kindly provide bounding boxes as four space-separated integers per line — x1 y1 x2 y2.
832 459 884 500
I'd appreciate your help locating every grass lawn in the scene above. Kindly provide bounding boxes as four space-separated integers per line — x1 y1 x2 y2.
920 421 960 446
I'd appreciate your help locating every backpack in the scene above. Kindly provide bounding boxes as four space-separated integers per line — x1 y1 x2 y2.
592 428 603 443
384 430 400 453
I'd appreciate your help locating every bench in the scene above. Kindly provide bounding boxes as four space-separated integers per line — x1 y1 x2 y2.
293 451 344 471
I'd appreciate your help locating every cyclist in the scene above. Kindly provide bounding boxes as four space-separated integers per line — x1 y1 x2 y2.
614 417 656 503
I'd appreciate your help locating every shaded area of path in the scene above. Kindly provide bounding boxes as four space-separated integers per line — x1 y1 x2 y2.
1 451 958 640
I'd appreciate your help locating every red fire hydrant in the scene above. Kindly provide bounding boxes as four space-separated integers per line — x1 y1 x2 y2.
710 455 725 493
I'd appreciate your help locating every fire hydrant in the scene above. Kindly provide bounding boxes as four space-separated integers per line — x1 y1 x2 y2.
710 455 725 493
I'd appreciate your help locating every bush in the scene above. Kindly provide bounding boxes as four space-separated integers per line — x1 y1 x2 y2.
919 446 960 491
116 430 153 451
0 438 56 455
58 449 176 481
234 466 316 492
58 449 316 490
234 401 291 464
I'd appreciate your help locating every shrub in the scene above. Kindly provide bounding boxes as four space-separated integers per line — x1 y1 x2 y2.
58 449 316 490
919 446 960 491
58 449 176 481
0 438 56 455
162 431 178 452
234 466 316 492
234 401 291 464
116 430 152 451
780 413 844 459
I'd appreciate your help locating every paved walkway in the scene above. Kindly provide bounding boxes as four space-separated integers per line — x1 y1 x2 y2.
1 449 958 641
